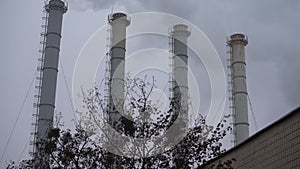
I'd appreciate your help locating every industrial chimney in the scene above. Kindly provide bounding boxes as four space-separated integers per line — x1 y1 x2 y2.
108 13 130 123
227 33 249 145
170 24 191 115
35 0 67 166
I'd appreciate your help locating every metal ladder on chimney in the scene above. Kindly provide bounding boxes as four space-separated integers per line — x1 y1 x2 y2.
226 43 237 146
103 21 113 120
30 1 49 158
168 33 175 101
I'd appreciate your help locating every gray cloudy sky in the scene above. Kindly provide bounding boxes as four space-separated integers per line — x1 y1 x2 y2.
1 0 299 167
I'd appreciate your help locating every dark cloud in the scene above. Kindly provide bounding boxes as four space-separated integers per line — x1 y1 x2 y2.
68 0 198 19
68 0 117 11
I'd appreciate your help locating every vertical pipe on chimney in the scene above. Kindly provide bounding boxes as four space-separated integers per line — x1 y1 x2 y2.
108 13 130 123
227 33 249 145
35 0 67 166
170 24 191 117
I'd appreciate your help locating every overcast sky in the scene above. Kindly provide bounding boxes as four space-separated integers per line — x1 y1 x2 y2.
1 0 299 167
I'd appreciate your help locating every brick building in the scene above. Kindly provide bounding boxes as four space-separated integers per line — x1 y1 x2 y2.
200 107 300 169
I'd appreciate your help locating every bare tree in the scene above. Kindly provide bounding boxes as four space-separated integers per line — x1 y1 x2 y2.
7 77 235 169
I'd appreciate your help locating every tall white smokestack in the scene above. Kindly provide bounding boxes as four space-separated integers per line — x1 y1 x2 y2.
35 0 67 165
227 33 249 145
108 13 130 123
170 24 191 115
